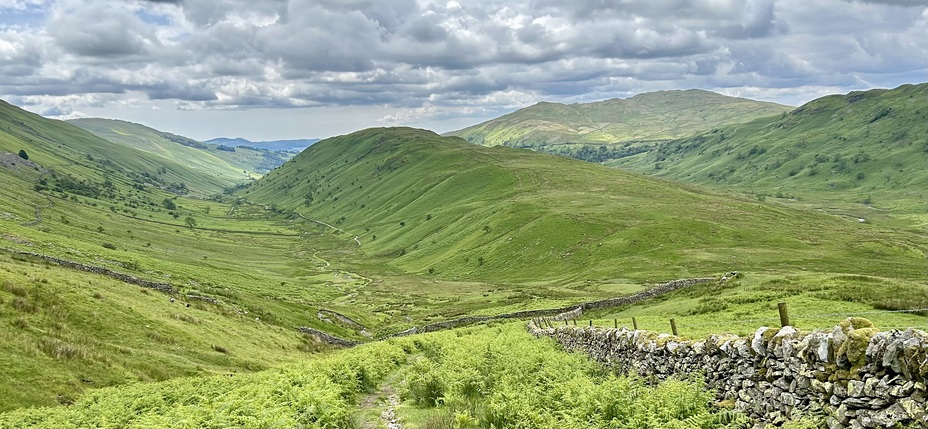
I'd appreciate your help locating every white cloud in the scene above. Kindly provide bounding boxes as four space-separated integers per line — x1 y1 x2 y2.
0 0 925 138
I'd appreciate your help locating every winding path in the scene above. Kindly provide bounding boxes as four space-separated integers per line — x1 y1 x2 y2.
296 212 361 246
359 369 405 429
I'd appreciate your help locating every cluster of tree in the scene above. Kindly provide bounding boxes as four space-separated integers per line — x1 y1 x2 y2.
165 182 189 195
157 131 207 149
520 143 653 163
34 172 111 199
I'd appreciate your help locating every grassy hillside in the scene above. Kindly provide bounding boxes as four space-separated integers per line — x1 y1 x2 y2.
69 118 294 177
243 127 926 286
0 101 239 197
0 99 381 408
446 90 791 162
610 83 928 225
1 102 926 425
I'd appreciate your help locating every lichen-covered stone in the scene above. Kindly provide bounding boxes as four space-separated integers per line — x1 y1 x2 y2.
838 327 879 367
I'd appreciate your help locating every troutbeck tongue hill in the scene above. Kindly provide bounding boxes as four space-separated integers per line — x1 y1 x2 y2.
446 89 791 149
241 126 925 284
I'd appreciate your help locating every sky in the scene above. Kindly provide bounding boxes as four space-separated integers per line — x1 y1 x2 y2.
0 0 926 141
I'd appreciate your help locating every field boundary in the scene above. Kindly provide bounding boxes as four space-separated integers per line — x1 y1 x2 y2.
301 276 717 345
3 248 174 293
529 319 928 427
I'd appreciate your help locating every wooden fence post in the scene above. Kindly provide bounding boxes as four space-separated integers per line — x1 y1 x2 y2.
670 318 678 336
778 302 790 327
632 317 638 330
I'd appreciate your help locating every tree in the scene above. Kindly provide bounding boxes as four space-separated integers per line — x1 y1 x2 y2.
17 149 28 160
184 216 197 228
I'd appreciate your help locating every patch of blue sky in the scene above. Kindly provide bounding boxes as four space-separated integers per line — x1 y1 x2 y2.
135 9 171 26
0 4 47 29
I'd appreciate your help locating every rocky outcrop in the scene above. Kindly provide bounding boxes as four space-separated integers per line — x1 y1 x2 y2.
529 318 928 428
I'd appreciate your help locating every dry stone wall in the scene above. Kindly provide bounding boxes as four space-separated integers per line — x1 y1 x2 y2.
529 319 928 428
7 249 174 293
417 277 716 333
297 326 360 347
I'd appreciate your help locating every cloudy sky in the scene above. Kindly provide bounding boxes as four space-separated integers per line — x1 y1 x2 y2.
0 0 926 141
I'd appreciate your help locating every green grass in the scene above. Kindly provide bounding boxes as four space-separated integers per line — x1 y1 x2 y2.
446 89 790 163
0 99 246 197
69 118 294 177
0 252 321 411
245 127 927 285
583 272 928 339
1 101 927 425
610 83 928 226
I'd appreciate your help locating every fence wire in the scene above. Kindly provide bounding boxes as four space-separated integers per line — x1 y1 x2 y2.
550 306 928 334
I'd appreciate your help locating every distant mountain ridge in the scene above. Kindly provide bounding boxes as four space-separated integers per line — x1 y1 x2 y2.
204 137 319 152
610 82 928 216
445 89 791 162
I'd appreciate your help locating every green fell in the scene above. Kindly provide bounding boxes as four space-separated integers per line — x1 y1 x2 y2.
69 118 294 178
0 100 235 196
446 89 791 161
611 83 928 224
1 98 926 427
243 127 926 284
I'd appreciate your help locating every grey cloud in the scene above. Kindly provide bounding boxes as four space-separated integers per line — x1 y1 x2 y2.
178 0 286 26
1 0 925 132
715 0 778 38
49 3 159 58
142 84 217 101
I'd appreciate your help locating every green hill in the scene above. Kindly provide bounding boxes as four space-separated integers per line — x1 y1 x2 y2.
1 108 927 426
609 83 928 224
0 100 348 409
0 100 238 197
445 90 791 161
69 118 294 178
242 127 925 284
